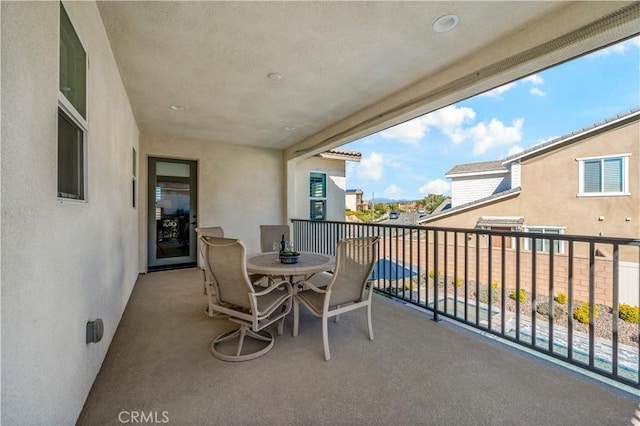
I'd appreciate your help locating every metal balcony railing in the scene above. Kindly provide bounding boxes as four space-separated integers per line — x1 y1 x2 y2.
291 219 640 389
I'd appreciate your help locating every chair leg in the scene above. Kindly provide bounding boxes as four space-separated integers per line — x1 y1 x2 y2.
211 326 274 362
293 298 300 337
277 317 285 336
322 315 330 361
367 304 374 340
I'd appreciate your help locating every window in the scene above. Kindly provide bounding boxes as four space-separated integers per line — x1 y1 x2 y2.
58 110 84 199
309 172 326 220
524 227 565 253
58 3 87 201
578 154 629 196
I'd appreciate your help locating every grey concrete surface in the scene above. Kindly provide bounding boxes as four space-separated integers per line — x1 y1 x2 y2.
78 268 640 425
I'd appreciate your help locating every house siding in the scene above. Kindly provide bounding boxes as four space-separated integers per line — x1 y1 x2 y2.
1 2 140 423
450 174 510 207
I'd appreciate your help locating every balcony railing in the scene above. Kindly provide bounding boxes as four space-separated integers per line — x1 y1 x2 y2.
292 219 640 389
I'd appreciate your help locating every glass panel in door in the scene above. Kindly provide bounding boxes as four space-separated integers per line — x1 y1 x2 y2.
148 158 197 269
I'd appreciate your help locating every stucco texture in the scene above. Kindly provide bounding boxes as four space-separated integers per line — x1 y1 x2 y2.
1 2 140 424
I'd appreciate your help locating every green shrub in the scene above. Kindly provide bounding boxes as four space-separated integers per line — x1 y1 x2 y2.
573 302 599 324
452 277 462 288
554 293 568 305
509 289 526 303
491 281 499 290
619 304 639 324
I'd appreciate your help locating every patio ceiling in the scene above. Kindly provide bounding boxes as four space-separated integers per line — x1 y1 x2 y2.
97 1 639 156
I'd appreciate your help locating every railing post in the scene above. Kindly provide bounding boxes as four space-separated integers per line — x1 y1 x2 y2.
432 230 440 322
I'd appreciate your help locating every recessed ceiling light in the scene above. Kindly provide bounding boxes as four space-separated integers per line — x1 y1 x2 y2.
433 14 458 33
170 104 185 111
267 73 282 81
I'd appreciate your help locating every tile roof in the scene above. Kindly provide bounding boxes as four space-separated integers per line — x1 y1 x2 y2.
318 148 362 161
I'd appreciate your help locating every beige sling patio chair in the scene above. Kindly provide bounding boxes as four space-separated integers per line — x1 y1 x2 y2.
201 236 293 361
196 226 225 317
293 236 379 360
251 224 291 286
259 224 290 252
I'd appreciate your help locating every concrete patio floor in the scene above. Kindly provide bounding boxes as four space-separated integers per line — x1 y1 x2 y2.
78 268 640 425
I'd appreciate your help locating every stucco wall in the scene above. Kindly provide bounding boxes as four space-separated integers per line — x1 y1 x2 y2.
292 156 346 222
1 1 140 424
426 120 640 240
140 133 284 261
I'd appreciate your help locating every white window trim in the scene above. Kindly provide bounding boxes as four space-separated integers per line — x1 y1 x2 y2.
57 4 89 204
523 226 566 254
576 153 630 197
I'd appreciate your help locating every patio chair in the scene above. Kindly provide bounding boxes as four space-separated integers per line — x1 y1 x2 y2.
201 236 293 361
259 224 290 252
293 236 379 360
251 225 291 286
196 226 225 317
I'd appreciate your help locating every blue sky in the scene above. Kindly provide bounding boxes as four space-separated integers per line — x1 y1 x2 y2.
344 36 640 201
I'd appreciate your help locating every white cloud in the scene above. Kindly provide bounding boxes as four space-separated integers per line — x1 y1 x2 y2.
523 74 544 85
383 184 404 199
530 87 546 97
357 152 384 181
419 178 451 196
423 105 476 144
380 119 428 146
478 82 517 98
379 105 475 145
507 145 524 156
470 118 524 156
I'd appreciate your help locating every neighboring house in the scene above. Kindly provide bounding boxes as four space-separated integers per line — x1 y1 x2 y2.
419 109 640 248
345 188 364 212
293 148 361 221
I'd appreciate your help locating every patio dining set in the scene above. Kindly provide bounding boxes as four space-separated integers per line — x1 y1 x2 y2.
196 225 380 362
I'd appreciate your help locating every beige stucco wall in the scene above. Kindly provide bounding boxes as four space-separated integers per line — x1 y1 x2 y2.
140 133 284 263
292 156 346 222
426 120 640 240
1 1 140 424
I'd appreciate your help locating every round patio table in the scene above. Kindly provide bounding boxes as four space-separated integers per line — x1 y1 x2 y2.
246 251 335 285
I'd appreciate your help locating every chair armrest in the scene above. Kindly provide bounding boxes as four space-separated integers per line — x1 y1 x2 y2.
294 280 327 294
253 280 293 297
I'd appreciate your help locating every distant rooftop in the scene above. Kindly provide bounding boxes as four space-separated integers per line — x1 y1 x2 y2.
446 160 506 177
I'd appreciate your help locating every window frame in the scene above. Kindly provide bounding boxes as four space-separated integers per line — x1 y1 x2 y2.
523 226 566 254
577 153 630 197
58 3 88 203
309 171 327 221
